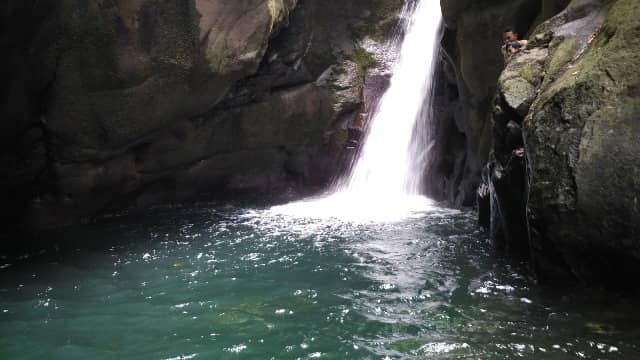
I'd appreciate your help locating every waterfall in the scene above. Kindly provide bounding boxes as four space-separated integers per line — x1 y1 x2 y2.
271 0 443 222
341 0 442 197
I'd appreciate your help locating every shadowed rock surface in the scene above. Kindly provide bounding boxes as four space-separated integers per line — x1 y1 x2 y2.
2 0 639 291
429 0 545 206
0 0 404 232
480 0 640 288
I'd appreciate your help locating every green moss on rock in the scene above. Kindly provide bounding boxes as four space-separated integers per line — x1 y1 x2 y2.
522 0 640 285
350 47 378 74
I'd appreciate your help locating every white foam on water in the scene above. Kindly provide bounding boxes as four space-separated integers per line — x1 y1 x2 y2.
272 0 443 223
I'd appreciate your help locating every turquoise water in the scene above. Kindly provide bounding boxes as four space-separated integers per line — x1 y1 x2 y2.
0 204 638 359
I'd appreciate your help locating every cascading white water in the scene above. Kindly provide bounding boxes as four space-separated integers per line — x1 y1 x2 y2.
270 0 443 222
342 0 442 197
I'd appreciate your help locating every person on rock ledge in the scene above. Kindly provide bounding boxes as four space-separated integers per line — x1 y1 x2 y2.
502 28 529 60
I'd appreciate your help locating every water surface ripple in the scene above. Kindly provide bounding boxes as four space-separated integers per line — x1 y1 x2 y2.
0 205 638 359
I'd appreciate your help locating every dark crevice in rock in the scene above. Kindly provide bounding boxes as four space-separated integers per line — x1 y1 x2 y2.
1 0 407 234
430 0 545 208
472 0 640 290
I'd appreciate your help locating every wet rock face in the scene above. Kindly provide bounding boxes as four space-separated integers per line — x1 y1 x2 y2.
482 47 547 260
3 0 304 229
482 0 640 288
526 0 640 287
0 0 405 230
44 0 300 160
431 0 542 206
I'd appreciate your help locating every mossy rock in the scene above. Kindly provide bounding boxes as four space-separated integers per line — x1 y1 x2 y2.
524 0 640 286
350 47 378 74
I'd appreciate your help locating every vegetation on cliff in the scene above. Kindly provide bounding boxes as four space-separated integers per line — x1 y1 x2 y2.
481 0 640 287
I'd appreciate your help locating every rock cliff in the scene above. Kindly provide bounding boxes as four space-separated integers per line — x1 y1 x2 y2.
4 0 638 289
429 0 546 205
478 0 640 288
0 0 403 231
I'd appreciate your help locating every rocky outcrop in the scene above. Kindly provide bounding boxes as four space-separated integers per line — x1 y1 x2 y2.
0 0 405 231
439 0 639 288
430 0 545 205
482 0 640 288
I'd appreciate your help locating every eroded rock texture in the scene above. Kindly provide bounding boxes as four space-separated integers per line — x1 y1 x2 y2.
0 0 404 231
482 0 640 288
430 0 545 205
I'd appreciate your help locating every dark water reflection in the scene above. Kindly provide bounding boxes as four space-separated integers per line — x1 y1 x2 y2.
0 204 638 359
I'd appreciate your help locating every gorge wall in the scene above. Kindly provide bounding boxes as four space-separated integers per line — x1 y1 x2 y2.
439 0 639 288
0 0 403 232
2 0 639 289
429 0 561 206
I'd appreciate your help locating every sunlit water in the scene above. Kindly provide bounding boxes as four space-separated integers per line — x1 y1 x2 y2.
2 2 639 359
1 204 639 359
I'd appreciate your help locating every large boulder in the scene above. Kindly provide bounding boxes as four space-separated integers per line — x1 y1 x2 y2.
482 0 640 288
48 0 299 159
525 0 640 287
